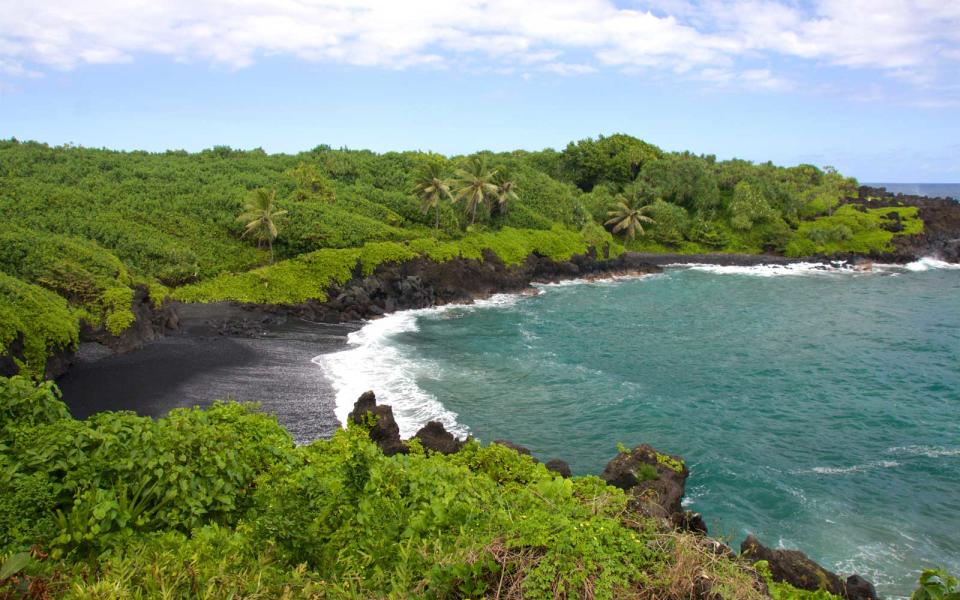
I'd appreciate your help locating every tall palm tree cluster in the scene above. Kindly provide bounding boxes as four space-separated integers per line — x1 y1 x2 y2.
237 155 650 265
413 157 519 229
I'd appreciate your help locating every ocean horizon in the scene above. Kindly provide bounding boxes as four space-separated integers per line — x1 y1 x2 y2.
866 183 960 200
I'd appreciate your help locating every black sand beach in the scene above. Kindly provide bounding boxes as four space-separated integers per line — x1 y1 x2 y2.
58 303 359 444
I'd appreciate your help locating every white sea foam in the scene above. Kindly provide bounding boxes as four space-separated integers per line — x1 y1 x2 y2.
886 445 960 458
314 293 529 438
833 542 909 596
902 256 960 271
314 309 464 439
672 256 959 277
533 272 658 288
669 262 852 277
805 460 901 475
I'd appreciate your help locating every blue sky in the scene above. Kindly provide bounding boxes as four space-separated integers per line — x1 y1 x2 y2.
1 0 958 182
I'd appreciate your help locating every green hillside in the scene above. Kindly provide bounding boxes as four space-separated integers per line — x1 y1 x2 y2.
0 135 922 374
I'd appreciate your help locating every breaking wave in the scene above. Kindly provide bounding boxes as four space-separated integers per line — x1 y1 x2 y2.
314 294 526 438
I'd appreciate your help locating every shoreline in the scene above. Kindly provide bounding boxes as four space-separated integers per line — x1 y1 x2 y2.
57 253 953 437
58 305 360 444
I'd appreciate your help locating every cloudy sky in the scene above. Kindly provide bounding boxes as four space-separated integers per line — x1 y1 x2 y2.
2 0 958 181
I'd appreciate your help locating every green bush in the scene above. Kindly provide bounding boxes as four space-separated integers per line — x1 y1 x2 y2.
0 274 79 376
252 426 657 598
0 378 663 598
910 568 960 600
786 205 922 257
2 392 295 559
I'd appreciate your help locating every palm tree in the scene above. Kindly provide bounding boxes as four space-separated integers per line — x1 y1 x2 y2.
413 162 453 230
453 157 498 225
238 188 287 263
605 195 656 239
491 171 519 216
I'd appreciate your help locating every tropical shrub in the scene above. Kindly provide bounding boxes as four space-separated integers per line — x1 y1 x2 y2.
911 568 960 600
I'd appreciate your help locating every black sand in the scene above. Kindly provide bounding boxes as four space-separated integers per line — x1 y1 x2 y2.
58 304 360 444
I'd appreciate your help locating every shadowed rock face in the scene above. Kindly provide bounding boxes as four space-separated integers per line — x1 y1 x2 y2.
740 535 878 600
544 459 572 478
844 575 880 600
601 444 689 520
741 534 845 595
294 250 664 324
414 421 464 455
348 390 407 456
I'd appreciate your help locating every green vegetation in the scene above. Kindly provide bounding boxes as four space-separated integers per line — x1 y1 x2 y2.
786 205 923 257
173 227 589 305
606 194 657 239
0 135 924 372
238 188 288 263
454 156 500 225
911 568 960 600
0 375 769 599
5 375 931 598
0 273 79 377
413 159 454 230
655 452 685 475
755 561 842 600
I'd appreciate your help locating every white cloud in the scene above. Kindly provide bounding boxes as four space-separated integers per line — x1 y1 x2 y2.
0 0 957 99
541 62 597 75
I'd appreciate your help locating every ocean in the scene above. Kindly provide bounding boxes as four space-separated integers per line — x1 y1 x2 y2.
318 258 960 598
867 183 960 200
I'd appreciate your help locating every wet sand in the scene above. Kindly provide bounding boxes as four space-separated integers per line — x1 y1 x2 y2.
58 305 360 444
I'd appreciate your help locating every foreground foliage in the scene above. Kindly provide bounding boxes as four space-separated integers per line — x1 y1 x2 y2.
0 378 949 598
0 376 777 599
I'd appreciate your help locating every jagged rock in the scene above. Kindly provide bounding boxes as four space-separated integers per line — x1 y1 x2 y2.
413 421 463 455
348 391 407 456
545 459 572 478
844 575 879 600
601 444 689 519
493 439 533 456
672 510 708 535
740 535 846 596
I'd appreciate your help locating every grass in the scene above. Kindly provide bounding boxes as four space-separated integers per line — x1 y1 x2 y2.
173 227 591 305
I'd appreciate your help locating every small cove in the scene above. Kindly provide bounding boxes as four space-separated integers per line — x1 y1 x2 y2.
320 261 960 597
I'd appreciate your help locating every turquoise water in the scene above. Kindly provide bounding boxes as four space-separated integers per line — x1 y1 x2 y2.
320 261 960 597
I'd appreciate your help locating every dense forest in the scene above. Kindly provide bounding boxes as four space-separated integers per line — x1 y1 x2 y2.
0 135 923 376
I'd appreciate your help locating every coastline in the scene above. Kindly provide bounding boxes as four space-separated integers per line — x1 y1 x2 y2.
56 250 955 438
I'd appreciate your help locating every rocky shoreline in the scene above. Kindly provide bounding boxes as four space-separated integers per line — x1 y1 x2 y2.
349 390 881 600
14 186 954 380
